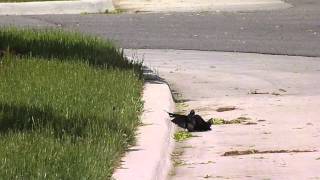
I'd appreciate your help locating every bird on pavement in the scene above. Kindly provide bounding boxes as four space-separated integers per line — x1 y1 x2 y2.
168 110 213 132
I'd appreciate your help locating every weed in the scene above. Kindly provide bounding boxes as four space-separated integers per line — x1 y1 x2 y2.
211 118 225 125
174 131 192 142
210 117 249 125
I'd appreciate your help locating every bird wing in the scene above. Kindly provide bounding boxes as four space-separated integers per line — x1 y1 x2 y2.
192 115 204 122
193 115 211 131
171 116 188 129
168 112 187 118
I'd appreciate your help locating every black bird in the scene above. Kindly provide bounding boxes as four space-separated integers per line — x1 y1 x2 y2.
168 110 195 131
168 110 213 132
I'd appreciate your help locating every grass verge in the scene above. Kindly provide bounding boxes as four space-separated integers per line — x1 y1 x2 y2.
0 27 142 74
0 28 143 179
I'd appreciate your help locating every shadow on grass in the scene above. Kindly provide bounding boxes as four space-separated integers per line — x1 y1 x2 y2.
0 103 130 142
0 103 90 139
0 27 143 77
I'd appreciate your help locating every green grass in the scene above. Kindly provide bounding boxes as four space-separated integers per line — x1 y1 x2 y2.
0 27 142 73
211 118 225 125
210 117 249 125
0 28 143 179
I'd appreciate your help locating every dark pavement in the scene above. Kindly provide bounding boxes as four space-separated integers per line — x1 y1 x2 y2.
0 0 319 57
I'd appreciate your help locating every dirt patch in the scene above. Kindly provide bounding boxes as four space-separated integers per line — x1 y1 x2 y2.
262 131 272 135
199 160 215 165
271 92 281 96
203 174 212 178
248 89 269 95
222 149 317 156
171 149 185 167
249 89 287 96
279 88 287 92
182 160 215 166
258 119 267 122
216 106 237 112
181 145 193 149
244 122 258 125
236 117 251 121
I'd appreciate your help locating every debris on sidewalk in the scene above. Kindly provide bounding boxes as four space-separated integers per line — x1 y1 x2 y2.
211 116 251 125
223 149 317 156
216 106 237 112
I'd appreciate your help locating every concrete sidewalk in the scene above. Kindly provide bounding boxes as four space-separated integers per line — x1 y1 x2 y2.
0 0 114 15
0 0 291 15
114 0 291 13
125 49 320 180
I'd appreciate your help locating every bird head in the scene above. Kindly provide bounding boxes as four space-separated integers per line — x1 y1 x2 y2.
207 118 214 125
189 109 195 116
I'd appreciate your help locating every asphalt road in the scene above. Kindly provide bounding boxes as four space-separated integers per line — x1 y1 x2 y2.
0 0 319 57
